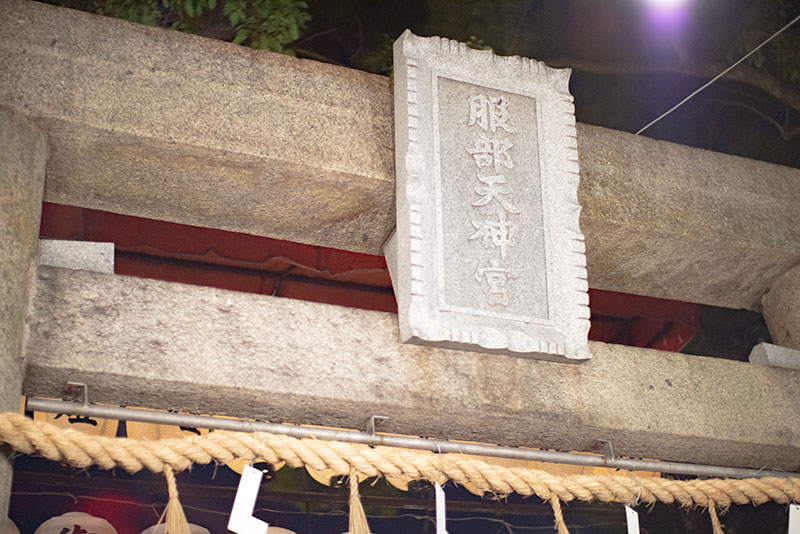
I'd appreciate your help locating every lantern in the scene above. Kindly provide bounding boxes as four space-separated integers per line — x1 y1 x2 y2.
33 512 117 534
2 518 20 534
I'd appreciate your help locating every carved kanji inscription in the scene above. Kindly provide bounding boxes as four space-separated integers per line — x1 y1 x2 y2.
387 31 591 362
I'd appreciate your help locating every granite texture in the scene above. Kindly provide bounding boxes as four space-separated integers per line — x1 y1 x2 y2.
576 124 800 311
40 240 115 273
762 263 800 350
389 32 589 361
1 0 798 310
0 0 394 254
23 266 800 471
0 106 47 517
749 342 800 370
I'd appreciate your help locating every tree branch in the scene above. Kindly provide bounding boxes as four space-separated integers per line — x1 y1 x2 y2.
712 98 798 140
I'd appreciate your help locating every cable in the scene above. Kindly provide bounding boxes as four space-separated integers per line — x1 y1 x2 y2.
636 12 800 135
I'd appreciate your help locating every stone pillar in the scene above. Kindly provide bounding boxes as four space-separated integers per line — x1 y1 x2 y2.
762 263 800 351
0 107 47 516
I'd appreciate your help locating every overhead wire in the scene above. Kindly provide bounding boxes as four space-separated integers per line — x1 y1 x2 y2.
636 12 800 135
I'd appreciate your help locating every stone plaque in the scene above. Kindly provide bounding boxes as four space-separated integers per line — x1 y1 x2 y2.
385 31 591 362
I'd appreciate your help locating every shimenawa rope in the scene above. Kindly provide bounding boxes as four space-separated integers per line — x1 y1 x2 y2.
2 413 797 512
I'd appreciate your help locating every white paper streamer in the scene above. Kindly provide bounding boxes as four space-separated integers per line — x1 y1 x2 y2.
625 505 640 534
789 504 800 534
435 483 448 534
228 464 269 534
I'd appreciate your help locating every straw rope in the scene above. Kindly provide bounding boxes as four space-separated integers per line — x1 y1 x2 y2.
549 495 570 534
1 412 797 510
161 466 191 534
348 468 371 534
708 503 725 534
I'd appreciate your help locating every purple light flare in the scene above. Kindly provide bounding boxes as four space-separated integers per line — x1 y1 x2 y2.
644 0 690 28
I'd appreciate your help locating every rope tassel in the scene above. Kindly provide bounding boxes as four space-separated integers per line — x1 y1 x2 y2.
161 466 191 534
348 469 371 534
550 495 570 534
709 503 725 534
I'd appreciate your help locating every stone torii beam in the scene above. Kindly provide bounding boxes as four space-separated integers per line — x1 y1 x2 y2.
22 266 800 472
1 0 799 310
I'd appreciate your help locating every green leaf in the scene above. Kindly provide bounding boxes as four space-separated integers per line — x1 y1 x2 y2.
229 8 244 25
184 0 195 17
233 28 249 45
208 0 216 8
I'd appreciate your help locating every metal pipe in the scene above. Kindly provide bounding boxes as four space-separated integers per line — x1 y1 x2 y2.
25 397 799 480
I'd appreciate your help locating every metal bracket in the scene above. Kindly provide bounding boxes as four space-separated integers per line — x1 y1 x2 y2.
366 415 389 436
592 439 615 462
63 382 89 406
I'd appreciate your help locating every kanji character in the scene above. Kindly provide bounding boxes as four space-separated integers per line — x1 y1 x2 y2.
469 209 517 259
466 135 514 170
467 94 512 133
471 175 520 214
475 258 516 306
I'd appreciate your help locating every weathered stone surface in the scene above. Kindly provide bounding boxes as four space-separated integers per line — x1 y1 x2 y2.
40 240 114 273
23 267 800 470
749 342 800 370
0 0 394 254
762 263 800 350
577 126 800 311
389 32 589 361
1 0 799 310
0 106 47 517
